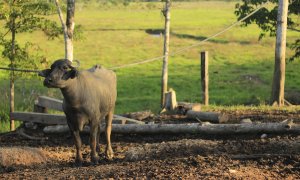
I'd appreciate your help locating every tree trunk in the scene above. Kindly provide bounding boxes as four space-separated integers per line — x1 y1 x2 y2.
9 18 16 131
270 0 289 106
55 0 75 61
66 0 75 61
161 0 171 108
9 77 14 131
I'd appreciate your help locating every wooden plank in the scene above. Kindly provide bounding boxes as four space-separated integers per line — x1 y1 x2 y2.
37 96 63 111
11 112 144 125
11 112 67 125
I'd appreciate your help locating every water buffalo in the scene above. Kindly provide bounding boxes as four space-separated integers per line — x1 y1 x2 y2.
39 59 116 165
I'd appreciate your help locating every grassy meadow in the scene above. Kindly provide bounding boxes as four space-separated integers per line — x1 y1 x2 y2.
0 1 300 132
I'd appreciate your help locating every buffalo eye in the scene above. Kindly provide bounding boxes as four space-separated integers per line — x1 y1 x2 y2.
63 66 68 70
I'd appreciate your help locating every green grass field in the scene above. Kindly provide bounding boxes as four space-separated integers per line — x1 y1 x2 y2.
0 1 299 132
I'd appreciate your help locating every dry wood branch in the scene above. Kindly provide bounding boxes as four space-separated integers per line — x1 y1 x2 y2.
124 111 152 121
284 99 293 106
113 115 145 124
17 128 48 141
230 154 296 160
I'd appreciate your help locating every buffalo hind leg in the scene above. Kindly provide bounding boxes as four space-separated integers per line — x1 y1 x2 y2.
72 130 83 166
105 111 114 159
90 121 99 164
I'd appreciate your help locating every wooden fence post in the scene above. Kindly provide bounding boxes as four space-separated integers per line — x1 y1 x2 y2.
270 0 289 106
201 51 209 105
161 0 171 108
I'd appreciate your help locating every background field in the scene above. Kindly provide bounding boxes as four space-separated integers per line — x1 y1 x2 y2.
0 1 299 132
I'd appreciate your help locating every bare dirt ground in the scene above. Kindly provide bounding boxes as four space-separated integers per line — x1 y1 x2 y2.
0 110 300 179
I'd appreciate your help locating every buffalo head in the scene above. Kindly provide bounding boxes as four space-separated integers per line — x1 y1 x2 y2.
39 59 79 88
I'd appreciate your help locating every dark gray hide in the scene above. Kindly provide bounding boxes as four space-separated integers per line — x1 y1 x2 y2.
39 59 116 165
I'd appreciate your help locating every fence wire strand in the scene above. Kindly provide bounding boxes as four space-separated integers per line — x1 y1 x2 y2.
109 2 268 70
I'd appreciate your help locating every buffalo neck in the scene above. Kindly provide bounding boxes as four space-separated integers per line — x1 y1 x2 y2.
60 77 81 106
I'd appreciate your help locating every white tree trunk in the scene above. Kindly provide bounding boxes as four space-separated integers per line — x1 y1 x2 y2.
271 0 289 106
54 0 74 61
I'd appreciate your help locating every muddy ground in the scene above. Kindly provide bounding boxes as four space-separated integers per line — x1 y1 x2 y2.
0 110 300 179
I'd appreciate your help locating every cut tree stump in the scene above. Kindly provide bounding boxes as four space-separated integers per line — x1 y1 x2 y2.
186 110 228 123
164 88 177 111
43 121 300 135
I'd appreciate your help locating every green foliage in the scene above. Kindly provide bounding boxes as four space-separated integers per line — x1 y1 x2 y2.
0 39 45 78
289 39 300 61
235 0 300 61
0 0 58 34
0 0 59 73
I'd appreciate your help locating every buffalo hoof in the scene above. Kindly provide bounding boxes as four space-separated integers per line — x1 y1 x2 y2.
106 148 114 160
96 145 101 153
91 156 99 165
74 159 83 167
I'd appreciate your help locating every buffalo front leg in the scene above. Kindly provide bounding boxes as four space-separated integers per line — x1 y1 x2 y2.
72 130 83 166
105 111 114 159
90 122 99 164
96 125 101 153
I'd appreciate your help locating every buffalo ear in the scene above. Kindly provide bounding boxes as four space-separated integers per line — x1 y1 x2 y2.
38 69 51 77
63 69 78 80
69 69 78 79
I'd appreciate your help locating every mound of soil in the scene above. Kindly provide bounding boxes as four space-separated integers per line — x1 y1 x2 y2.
0 147 48 167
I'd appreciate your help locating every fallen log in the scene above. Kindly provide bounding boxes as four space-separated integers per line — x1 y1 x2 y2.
177 102 201 112
44 121 300 134
187 110 228 123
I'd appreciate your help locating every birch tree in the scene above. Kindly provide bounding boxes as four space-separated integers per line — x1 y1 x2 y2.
55 0 75 61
